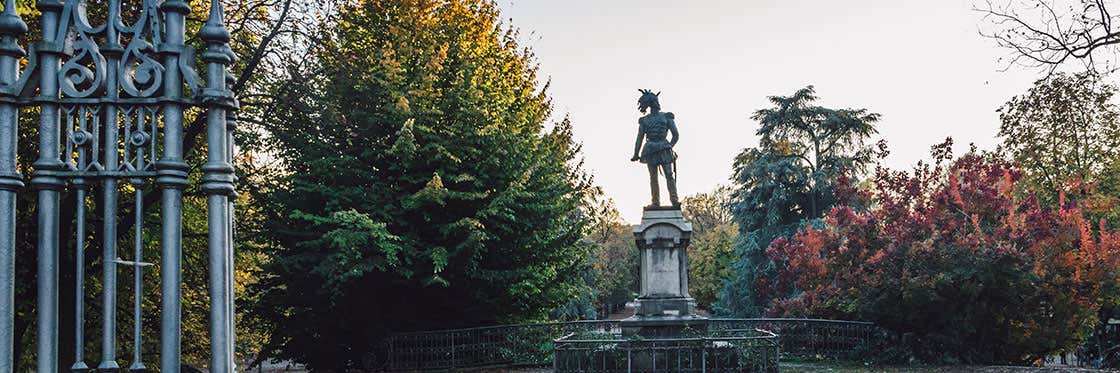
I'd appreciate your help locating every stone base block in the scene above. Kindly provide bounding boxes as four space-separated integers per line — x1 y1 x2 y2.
634 296 696 317
620 314 708 338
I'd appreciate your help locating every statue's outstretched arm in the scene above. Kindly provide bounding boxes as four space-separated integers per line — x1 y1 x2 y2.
631 123 644 161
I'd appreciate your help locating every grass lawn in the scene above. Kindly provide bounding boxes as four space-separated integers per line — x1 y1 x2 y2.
781 361 1115 372
492 363 1115 372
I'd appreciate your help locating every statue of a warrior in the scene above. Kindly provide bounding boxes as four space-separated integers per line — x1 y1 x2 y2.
631 89 679 207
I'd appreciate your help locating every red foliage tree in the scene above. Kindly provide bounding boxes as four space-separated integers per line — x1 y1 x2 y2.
760 139 1120 364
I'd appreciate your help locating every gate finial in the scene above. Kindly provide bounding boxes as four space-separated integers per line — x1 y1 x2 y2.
199 0 229 44
0 0 26 38
0 0 24 93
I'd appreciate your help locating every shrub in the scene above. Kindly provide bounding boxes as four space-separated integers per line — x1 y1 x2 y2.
760 140 1120 364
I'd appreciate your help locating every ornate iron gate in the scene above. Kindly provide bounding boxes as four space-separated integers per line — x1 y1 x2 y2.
0 0 238 371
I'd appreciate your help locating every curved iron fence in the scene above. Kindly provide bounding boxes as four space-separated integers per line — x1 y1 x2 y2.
381 318 882 371
384 320 623 371
553 329 780 373
707 318 881 359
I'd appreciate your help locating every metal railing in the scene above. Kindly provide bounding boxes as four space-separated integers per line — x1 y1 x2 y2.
384 320 622 370
553 330 780 373
382 318 882 371
707 318 881 358
0 0 239 371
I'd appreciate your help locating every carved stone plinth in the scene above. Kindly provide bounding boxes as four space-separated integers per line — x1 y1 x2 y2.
623 207 704 337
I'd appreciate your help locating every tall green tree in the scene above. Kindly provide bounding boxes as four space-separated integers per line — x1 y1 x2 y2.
997 71 1120 368
252 0 593 369
681 185 734 233
716 86 882 317
682 186 736 309
997 71 1120 212
581 194 637 318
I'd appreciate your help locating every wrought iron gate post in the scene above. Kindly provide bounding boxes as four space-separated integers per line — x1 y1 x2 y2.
0 1 22 372
33 0 66 371
157 0 191 371
200 0 237 371
99 0 123 368
70 177 88 373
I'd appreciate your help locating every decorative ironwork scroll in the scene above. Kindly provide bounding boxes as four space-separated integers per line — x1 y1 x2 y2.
0 0 238 371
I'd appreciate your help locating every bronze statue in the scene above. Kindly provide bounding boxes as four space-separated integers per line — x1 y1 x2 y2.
631 89 679 207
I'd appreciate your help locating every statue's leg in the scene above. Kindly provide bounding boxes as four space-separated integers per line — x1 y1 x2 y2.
647 163 660 206
663 161 679 206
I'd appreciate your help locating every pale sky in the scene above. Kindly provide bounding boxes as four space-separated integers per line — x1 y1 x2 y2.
500 0 1042 223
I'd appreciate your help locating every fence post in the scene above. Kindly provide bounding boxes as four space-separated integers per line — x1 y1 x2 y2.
157 0 191 370
0 1 22 372
199 0 237 370
32 0 66 371
99 0 122 367
701 343 706 373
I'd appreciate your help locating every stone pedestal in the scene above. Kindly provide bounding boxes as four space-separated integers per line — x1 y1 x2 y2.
624 207 704 337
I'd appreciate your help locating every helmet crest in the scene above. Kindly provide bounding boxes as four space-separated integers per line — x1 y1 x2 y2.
637 89 661 113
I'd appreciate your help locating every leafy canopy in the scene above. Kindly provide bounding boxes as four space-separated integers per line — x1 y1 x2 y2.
581 194 638 318
253 0 593 369
761 140 1120 364
716 85 883 317
998 71 1120 220
682 186 737 309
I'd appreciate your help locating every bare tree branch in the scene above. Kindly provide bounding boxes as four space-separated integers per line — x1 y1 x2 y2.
977 0 1120 73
